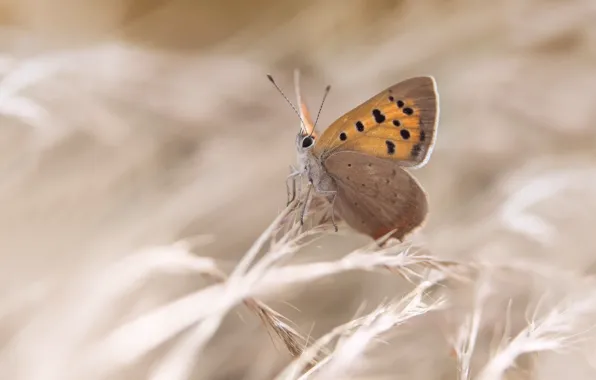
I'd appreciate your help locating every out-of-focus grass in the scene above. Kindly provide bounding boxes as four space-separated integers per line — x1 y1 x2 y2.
1 0 596 379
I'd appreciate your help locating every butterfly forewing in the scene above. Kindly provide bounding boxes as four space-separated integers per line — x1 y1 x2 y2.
324 151 428 241
313 76 439 168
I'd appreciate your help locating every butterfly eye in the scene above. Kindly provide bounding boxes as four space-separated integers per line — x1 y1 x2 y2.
301 136 314 148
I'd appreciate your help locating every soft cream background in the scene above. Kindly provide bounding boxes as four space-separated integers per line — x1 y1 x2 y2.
1 0 596 379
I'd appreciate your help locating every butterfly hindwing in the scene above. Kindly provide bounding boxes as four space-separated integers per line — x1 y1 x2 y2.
313 76 439 168
324 151 428 241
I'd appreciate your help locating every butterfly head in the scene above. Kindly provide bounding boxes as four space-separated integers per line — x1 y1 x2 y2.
296 130 316 151
296 130 316 176
295 130 316 170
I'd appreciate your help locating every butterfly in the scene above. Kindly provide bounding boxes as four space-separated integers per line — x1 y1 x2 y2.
271 71 439 242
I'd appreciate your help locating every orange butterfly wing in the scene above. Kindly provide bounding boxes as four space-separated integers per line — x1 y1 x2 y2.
313 76 439 168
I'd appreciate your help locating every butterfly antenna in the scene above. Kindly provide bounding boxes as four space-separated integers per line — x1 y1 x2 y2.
267 74 307 130
309 84 331 138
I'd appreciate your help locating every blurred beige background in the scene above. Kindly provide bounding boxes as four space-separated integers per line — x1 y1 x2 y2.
1 0 596 379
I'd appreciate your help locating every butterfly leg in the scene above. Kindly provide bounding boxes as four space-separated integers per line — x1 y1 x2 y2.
315 189 338 232
299 183 313 225
286 166 301 206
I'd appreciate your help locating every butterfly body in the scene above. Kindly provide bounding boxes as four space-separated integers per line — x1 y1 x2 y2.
290 75 439 241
